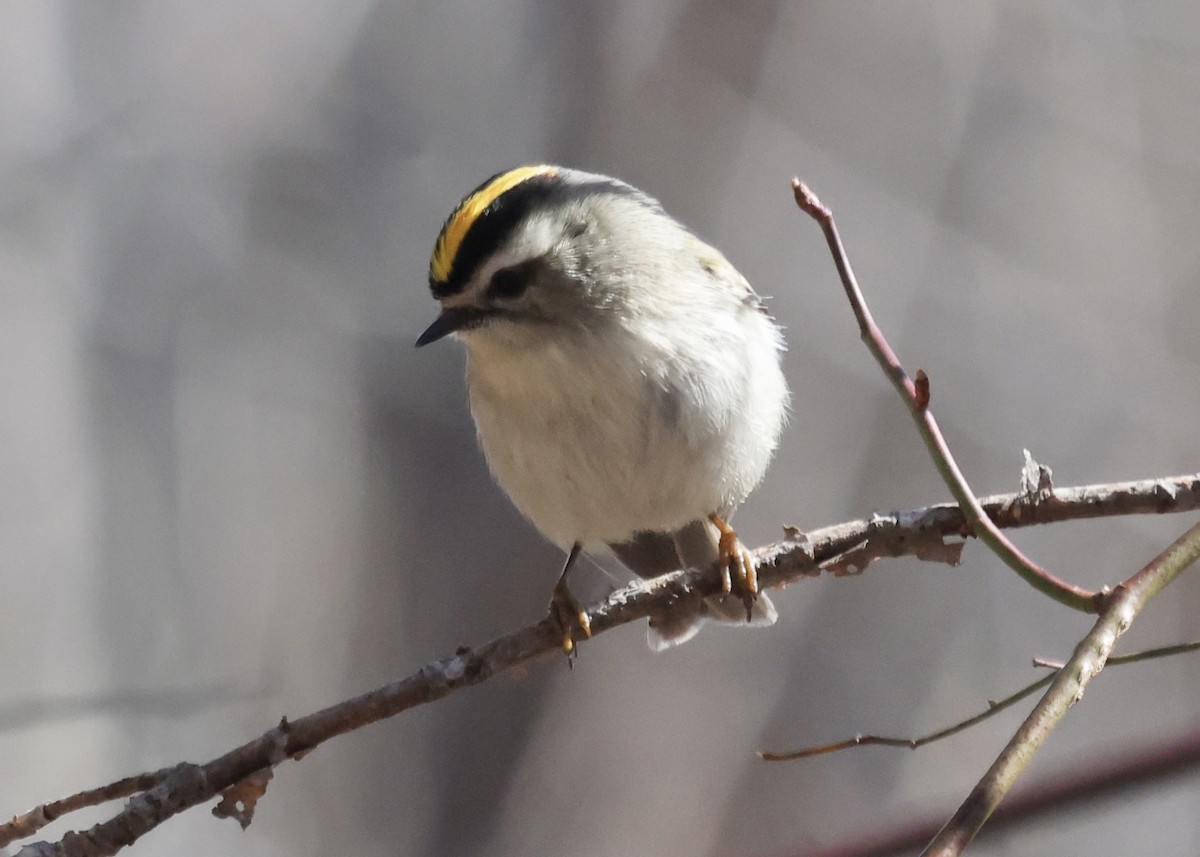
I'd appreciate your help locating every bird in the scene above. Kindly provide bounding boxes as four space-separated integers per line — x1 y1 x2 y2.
416 165 789 651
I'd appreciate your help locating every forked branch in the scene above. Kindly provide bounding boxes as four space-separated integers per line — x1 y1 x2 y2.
5 473 1200 855
789 178 1200 856
792 179 1102 614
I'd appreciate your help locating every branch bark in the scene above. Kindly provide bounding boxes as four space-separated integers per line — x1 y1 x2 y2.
4 473 1200 855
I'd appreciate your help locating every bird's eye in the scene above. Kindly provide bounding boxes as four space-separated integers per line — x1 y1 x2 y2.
489 266 528 299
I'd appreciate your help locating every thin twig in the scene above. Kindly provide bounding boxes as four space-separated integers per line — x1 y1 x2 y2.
1031 657 1064 670
1102 639 1200 666
760 640 1200 761
0 770 175 846
792 179 1102 614
922 519 1200 856
760 677 1053 762
5 475 1200 854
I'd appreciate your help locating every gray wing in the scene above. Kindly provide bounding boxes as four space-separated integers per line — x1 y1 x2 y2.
608 519 715 580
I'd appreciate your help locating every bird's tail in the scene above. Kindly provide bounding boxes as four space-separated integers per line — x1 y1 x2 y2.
608 518 777 651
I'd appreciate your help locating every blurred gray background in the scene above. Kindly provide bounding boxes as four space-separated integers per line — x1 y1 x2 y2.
3 3 1199 856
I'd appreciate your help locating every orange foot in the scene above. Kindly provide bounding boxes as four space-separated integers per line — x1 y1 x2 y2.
550 570 592 657
709 513 759 621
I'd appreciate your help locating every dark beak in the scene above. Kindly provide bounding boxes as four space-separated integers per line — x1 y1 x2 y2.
415 306 493 347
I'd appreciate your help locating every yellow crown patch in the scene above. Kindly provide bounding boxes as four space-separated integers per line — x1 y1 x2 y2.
430 164 558 284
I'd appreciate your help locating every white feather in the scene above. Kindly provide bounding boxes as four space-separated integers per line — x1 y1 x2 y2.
435 169 790 647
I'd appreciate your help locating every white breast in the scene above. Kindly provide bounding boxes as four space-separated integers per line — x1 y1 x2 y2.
463 304 788 550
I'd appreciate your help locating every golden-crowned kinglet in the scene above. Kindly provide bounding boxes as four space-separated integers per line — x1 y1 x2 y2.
417 165 789 651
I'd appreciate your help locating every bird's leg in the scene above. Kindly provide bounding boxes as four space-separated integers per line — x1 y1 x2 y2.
550 542 592 655
709 513 758 621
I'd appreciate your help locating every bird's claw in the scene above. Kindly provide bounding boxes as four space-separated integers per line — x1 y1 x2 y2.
711 514 759 621
550 577 592 657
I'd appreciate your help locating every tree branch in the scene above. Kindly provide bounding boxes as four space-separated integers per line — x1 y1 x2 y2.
792 179 1102 613
790 178 1200 854
4 474 1200 855
921 518 1200 856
